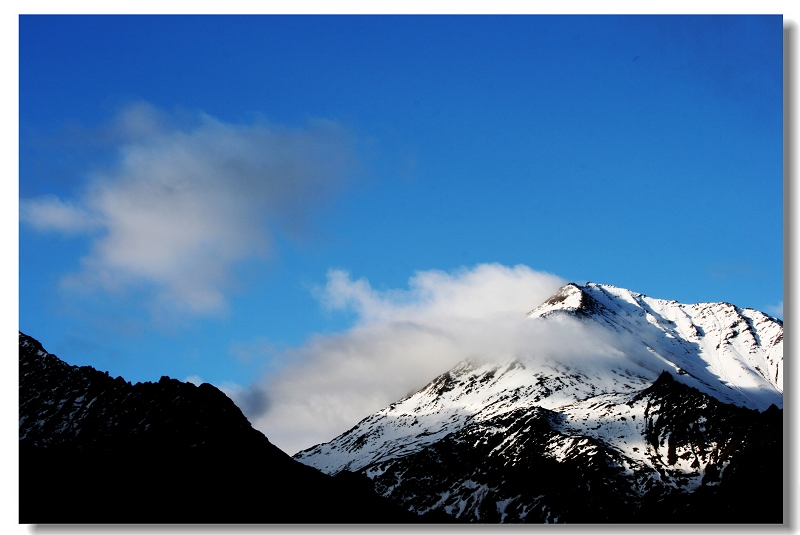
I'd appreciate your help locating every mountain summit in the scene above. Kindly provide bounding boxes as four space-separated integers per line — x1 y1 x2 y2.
529 282 782 409
295 283 783 523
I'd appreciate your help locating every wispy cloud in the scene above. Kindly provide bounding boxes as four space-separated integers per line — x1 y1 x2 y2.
765 300 783 319
226 264 566 455
21 102 359 318
20 196 102 233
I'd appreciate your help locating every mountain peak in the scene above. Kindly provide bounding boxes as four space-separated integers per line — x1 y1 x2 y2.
526 282 604 318
295 285 783 523
290 281 783 523
525 282 783 409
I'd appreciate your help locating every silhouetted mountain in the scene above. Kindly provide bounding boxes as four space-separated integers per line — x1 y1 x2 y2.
19 332 436 524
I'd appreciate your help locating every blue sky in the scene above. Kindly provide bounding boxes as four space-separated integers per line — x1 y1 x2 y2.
18 15 784 452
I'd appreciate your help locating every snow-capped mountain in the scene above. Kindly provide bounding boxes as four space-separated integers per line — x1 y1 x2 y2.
294 283 783 523
528 282 782 408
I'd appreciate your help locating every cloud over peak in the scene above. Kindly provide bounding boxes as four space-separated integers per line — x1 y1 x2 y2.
230 264 566 455
21 103 359 317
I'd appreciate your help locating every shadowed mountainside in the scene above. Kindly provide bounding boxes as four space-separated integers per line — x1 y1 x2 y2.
19 332 446 524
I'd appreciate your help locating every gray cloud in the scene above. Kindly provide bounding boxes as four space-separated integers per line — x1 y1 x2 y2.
21 102 359 317
225 264 567 455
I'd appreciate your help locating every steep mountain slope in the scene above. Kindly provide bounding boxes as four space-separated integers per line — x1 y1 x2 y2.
294 283 783 523
528 282 782 408
19 332 429 524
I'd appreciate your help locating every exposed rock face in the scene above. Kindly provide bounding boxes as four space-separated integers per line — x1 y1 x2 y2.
295 284 783 523
19 332 428 524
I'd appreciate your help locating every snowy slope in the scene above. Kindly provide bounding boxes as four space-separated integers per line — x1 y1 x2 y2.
528 282 782 408
294 283 783 522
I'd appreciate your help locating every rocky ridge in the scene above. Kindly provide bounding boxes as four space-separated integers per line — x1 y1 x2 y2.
19 332 429 524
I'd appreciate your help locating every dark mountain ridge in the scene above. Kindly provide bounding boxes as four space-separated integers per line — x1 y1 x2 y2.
19 332 439 524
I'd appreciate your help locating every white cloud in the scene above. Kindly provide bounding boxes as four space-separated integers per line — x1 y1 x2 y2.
228 263 566 455
20 196 101 233
21 102 358 317
765 300 783 318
